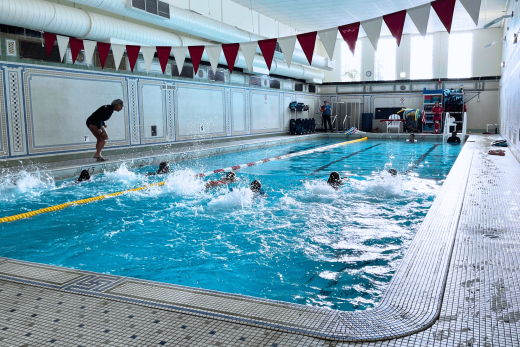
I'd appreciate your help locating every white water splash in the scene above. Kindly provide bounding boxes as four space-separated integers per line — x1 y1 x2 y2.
164 169 205 195
207 187 254 210
105 163 138 182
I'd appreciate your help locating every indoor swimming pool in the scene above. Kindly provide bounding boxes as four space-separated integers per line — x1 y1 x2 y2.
0 139 462 311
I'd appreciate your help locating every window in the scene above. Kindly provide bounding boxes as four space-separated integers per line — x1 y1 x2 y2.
410 35 433 79
340 40 362 82
448 32 473 78
374 37 396 80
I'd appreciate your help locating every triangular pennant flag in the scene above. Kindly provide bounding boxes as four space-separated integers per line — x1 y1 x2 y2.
297 31 317 65
258 38 277 71
56 35 69 62
278 36 296 67
431 0 457 33
82 40 97 66
188 46 205 74
141 46 156 73
156 46 172 74
69 38 83 64
206 45 222 73
172 46 188 75
460 0 481 26
240 42 257 72
97 42 111 69
111 44 125 72
126 45 141 72
407 3 431 37
338 22 360 55
44 33 56 57
361 17 383 50
222 43 240 73
383 10 407 46
318 27 339 60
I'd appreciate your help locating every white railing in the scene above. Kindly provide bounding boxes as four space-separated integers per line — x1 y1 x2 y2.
443 111 467 142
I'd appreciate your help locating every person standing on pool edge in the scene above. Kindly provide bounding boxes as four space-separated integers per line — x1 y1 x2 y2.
86 99 124 161
432 101 444 135
321 100 333 132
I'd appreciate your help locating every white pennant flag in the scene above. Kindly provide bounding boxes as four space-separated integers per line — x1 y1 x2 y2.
240 42 257 72
278 36 297 67
407 3 431 37
361 17 383 51
206 45 222 73
111 44 125 72
56 35 69 62
82 40 97 67
460 0 481 26
318 27 339 60
141 46 156 73
172 46 188 75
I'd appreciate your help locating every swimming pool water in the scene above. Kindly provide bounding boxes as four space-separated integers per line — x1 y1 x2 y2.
0 139 462 311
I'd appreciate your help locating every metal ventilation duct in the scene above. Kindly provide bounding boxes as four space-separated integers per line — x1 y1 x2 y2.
0 0 325 82
68 0 332 71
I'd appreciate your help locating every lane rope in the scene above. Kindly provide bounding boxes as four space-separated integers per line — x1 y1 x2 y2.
0 137 367 224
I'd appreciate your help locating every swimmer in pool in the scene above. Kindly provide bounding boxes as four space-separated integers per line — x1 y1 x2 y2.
205 172 237 189
388 169 398 177
77 169 91 182
250 180 266 195
327 171 346 190
146 162 171 176
407 133 417 143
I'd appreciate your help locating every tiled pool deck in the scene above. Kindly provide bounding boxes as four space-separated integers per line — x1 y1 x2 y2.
1 134 519 346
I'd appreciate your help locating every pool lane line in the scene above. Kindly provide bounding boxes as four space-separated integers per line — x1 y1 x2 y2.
0 138 367 224
311 143 382 175
403 144 440 174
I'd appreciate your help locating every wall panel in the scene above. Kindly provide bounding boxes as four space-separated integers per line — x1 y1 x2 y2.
139 81 166 143
250 91 280 133
231 89 246 135
175 83 225 140
23 68 128 154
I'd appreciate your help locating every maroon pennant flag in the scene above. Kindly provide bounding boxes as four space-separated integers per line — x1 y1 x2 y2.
432 0 457 33
222 43 240 73
338 23 360 55
188 46 205 74
156 46 172 74
258 38 277 71
69 38 84 64
44 33 56 57
97 42 111 69
297 31 317 65
383 10 407 46
126 45 141 72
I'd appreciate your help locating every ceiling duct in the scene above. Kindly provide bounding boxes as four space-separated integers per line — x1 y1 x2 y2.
0 0 324 82
68 0 332 71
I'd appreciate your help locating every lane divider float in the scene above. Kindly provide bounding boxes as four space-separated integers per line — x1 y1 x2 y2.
0 137 367 224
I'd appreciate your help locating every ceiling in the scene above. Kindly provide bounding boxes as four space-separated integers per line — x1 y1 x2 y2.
231 0 508 36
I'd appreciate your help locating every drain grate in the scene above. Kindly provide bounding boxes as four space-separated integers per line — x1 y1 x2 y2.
482 234 499 239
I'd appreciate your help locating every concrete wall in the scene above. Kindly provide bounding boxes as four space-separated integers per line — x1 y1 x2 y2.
321 29 503 83
0 61 320 159
499 0 520 160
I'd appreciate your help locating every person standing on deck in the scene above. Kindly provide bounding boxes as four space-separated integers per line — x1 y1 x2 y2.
432 101 444 135
86 99 124 161
321 101 334 132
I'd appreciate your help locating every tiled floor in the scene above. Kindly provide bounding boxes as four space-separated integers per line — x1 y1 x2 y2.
1 135 518 346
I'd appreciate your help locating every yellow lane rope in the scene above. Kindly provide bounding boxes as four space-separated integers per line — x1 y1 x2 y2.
0 137 367 224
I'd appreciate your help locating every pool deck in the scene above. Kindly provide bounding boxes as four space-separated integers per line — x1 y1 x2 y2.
1 134 519 346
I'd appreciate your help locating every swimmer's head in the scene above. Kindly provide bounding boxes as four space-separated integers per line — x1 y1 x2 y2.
250 180 262 193
77 169 91 182
226 172 236 181
157 162 170 174
410 133 415 138
388 169 398 177
329 171 341 182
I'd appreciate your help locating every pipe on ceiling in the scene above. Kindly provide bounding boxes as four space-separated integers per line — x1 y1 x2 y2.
0 0 325 81
67 0 332 71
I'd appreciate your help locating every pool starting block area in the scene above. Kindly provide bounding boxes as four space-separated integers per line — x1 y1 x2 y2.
0 134 519 346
